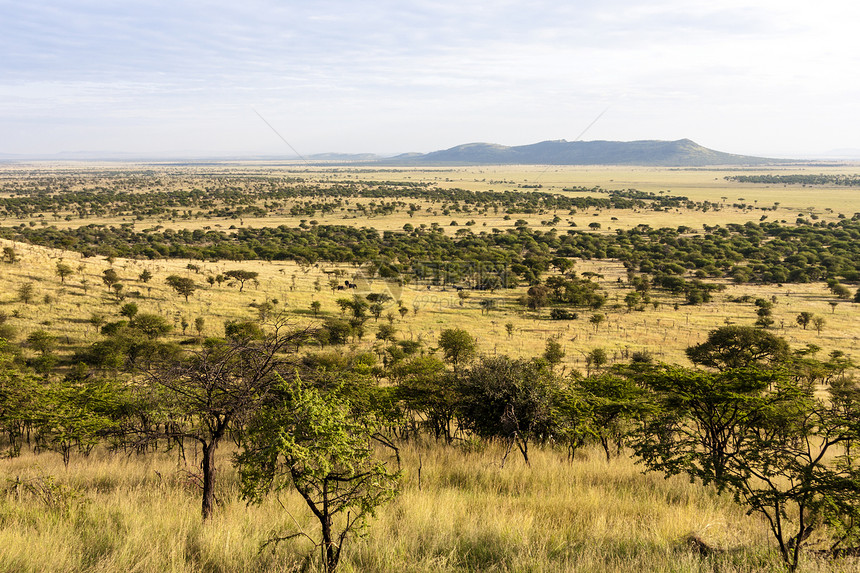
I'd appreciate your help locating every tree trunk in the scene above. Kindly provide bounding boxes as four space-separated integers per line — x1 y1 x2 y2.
321 478 337 572
600 436 611 462
516 438 530 466
201 440 217 520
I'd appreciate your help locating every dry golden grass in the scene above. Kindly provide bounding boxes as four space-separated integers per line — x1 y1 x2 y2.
6 440 850 572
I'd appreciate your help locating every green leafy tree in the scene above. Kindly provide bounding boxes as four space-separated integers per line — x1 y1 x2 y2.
390 356 454 442
131 313 173 339
27 330 56 356
457 355 561 465
36 379 120 467
543 339 565 368
686 326 789 370
165 274 197 302
634 365 860 571
102 268 120 291
17 282 35 304
224 320 265 343
796 311 813 330
120 302 139 320
754 298 774 329
369 302 385 321
812 315 826 335
223 269 258 292
525 285 550 310
138 269 153 283
111 282 125 301
633 364 781 484
585 347 608 375
55 262 73 283
236 375 400 572
0 341 40 456
438 328 477 372
575 373 646 461
376 323 397 342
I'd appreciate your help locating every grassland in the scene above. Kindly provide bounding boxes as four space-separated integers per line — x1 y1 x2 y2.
1 162 859 572
3 441 802 573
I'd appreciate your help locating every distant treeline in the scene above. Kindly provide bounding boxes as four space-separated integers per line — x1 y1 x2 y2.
3 218 860 286
0 178 694 220
725 174 860 186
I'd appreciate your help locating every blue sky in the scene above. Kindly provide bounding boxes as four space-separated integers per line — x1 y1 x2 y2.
2 1 859 158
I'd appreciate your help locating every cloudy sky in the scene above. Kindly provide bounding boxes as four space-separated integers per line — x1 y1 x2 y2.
2 1 859 158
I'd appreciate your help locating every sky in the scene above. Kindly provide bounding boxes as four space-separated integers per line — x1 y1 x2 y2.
2 0 859 159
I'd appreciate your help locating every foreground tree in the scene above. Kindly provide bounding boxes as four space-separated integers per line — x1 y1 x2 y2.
236 375 400 572
391 355 454 442
136 323 306 519
634 361 860 571
633 364 782 484
0 340 39 457
575 372 646 461
457 355 560 465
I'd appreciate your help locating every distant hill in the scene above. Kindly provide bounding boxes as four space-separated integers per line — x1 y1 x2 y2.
385 139 791 166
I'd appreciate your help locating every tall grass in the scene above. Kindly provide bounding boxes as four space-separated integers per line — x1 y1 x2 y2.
1 441 854 572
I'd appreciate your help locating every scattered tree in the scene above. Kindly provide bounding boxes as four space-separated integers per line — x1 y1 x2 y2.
17 283 35 304
438 328 477 372
55 262 73 284
165 275 197 302
223 270 258 292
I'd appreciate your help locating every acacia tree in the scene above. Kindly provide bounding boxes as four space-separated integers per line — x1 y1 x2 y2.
136 322 306 519
0 341 40 457
438 328 477 372
391 355 455 442
633 365 782 484
812 315 826 335
575 372 646 461
102 268 120 292
236 375 400 572
17 283 35 304
223 269 258 292
55 262 73 283
686 325 789 370
457 355 560 465
796 311 813 330
165 274 197 302
633 354 860 570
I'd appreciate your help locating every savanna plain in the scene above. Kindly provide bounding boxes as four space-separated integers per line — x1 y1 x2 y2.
1 162 860 572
